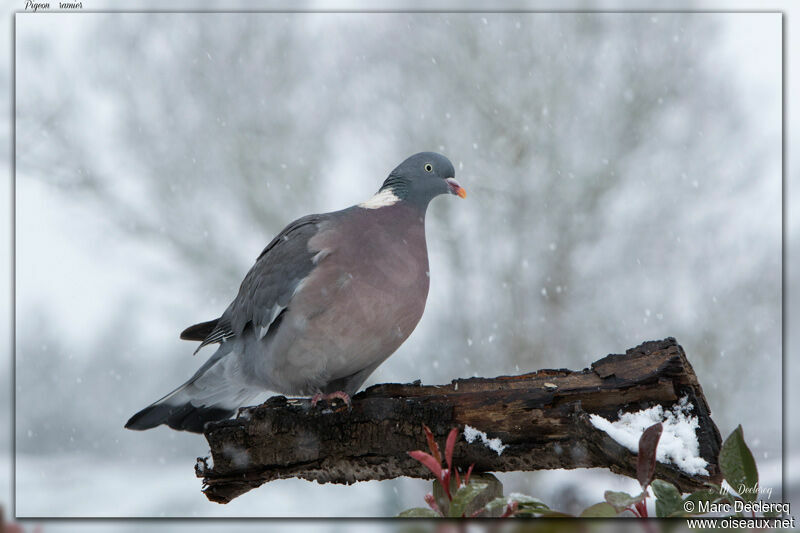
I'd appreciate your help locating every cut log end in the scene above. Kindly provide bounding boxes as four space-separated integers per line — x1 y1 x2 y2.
198 337 722 504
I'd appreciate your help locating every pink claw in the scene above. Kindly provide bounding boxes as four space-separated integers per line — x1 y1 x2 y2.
310 391 352 409
310 393 323 407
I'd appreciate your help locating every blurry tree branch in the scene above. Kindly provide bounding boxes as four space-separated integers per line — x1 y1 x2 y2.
197 338 722 503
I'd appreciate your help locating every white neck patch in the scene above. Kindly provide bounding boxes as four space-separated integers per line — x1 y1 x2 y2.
358 189 400 209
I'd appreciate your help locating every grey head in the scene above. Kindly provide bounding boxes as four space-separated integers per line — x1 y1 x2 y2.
375 152 466 211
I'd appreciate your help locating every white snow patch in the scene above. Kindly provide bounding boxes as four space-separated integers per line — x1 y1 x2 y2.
464 425 507 455
589 396 709 476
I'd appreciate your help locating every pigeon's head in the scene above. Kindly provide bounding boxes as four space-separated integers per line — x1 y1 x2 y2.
376 152 466 209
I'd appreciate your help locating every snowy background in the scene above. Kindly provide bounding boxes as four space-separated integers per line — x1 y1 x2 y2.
4 4 792 526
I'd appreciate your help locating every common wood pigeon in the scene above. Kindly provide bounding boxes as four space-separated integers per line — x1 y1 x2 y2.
125 152 466 433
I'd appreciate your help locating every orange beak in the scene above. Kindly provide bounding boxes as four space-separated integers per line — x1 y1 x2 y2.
446 178 467 199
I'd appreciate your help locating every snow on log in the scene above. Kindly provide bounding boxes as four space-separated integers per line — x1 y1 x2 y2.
197 338 722 504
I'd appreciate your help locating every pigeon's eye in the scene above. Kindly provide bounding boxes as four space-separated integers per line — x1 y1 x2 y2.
424 163 433 172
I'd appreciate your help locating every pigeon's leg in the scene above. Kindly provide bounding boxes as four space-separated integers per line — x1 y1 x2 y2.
311 391 352 409
310 393 322 406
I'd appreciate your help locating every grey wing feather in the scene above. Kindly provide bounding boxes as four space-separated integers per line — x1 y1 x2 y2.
192 318 235 354
190 213 325 350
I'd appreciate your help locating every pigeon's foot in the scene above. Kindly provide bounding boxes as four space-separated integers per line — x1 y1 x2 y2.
311 391 352 410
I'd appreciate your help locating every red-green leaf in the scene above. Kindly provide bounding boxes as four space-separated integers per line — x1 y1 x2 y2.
445 427 458 470
397 507 440 517
449 481 489 517
604 490 645 513
580 502 618 517
634 499 648 518
500 500 519 518
470 507 487 517
637 422 663 489
651 479 682 517
408 450 443 479
422 424 442 465
465 463 474 485
442 469 452 500
423 493 441 515
720 425 759 502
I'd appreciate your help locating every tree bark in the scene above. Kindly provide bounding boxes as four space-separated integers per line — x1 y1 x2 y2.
197 338 722 504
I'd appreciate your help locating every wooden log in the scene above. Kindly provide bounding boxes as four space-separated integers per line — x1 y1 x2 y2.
197 338 722 503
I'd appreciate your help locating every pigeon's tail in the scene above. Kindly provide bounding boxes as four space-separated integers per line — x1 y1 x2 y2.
124 391 234 433
125 347 264 433
180 319 219 341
